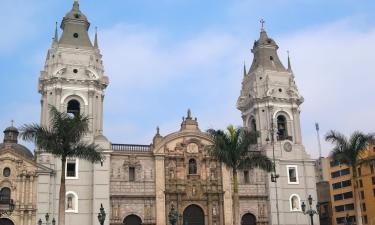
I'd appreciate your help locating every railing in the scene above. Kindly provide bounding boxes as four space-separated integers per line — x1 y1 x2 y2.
111 144 151 152
277 135 293 141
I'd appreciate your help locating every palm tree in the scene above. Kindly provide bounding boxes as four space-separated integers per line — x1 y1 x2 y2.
20 106 104 225
207 125 273 225
325 130 375 225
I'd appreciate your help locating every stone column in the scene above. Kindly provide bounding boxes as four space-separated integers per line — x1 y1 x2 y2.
21 175 26 206
208 195 213 225
29 175 34 205
155 155 166 225
28 211 32 225
20 211 24 225
88 90 95 133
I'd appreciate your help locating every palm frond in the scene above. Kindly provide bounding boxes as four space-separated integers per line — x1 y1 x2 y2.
238 152 273 172
69 143 104 163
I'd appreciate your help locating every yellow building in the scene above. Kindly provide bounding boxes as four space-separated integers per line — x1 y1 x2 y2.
324 145 375 225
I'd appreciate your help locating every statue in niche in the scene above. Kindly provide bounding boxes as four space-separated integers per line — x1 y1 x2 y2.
145 204 151 218
212 205 218 216
169 169 175 179
259 204 265 217
192 185 196 196
210 170 216 180
67 196 73 210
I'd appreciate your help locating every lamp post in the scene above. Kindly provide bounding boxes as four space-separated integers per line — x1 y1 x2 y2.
37 213 56 225
97 204 106 225
265 116 280 225
301 195 319 225
168 204 178 225
0 198 15 217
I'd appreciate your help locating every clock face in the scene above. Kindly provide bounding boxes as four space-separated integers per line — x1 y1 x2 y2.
283 142 292 152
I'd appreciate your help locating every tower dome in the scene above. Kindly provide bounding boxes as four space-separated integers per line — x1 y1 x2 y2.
1 126 33 158
59 0 93 47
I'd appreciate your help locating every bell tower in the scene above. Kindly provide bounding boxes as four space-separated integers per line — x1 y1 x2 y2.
237 24 317 225
36 2 111 225
38 0 109 141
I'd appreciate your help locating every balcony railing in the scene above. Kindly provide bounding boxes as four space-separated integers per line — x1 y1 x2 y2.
277 135 293 141
111 144 151 152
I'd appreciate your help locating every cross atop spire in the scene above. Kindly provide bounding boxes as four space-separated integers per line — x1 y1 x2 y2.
260 19 265 31
10 120 14 127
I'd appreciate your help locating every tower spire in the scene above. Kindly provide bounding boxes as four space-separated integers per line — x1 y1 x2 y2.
287 50 292 72
94 26 99 48
53 22 59 45
243 61 247 76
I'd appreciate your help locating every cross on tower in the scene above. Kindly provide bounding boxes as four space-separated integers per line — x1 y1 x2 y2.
10 120 14 127
260 19 265 30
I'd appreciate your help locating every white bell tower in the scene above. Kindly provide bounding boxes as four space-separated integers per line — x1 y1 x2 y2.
38 0 109 141
237 24 318 225
36 1 111 225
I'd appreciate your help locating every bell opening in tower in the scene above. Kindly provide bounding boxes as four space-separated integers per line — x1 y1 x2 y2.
67 99 80 117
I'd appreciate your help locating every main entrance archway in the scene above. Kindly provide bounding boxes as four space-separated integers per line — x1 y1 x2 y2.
183 204 205 225
123 214 142 225
241 213 256 225
0 218 15 225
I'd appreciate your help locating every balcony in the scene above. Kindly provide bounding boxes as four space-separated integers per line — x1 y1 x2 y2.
111 144 151 152
277 135 293 141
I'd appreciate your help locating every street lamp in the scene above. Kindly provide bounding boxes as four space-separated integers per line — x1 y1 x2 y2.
37 213 56 225
265 115 280 225
301 195 319 225
97 203 106 225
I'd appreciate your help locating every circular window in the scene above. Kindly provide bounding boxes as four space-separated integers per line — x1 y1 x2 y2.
270 56 274 61
3 167 11 177
74 13 80 19
73 33 79 38
73 69 78 74
279 88 282 92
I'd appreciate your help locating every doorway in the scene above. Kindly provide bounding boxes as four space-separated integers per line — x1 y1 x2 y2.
241 213 256 225
183 204 205 225
0 218 15 225
123 214 142 225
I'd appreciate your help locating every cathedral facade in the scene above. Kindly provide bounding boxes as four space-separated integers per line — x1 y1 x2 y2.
1 1 317 225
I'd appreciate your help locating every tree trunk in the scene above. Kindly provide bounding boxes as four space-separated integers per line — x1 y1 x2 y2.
352 166 362 225
59 157 67 225
233 169 239 225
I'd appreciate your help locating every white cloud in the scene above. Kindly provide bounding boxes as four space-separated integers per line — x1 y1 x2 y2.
277 18 375 157
100 18 375 159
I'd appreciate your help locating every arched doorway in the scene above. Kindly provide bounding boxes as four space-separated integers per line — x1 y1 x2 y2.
0 218 15 225
183 204 205 225
123 214 142 225
241 213 256 225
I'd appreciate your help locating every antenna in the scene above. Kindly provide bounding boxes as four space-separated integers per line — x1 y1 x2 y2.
315 122 322 158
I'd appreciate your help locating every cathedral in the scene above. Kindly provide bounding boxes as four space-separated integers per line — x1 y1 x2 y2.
0 1 317 225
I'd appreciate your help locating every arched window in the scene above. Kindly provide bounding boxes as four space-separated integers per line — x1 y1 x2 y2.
290 194 301 211
0 187 11 200
277 115 287 140
250 118 257 132
66 191 78 213
188 159 197 175
67 100 80 116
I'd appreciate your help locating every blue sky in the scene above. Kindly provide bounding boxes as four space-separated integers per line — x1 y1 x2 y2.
1 0 375 157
